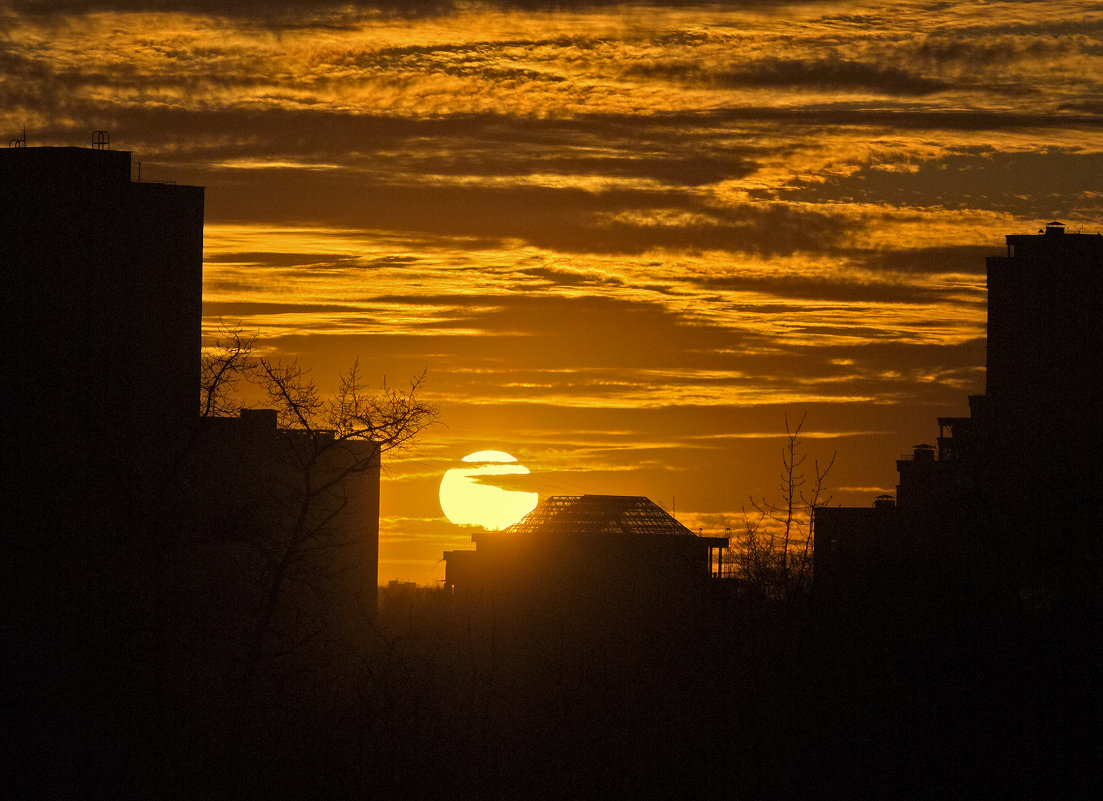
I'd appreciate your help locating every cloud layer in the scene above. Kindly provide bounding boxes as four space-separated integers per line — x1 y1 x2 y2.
4 0 1100 582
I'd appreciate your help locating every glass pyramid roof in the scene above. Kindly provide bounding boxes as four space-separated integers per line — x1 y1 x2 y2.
500 494 697 537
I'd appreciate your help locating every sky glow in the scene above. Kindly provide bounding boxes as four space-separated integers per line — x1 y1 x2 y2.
5 0 1101 582
440 450 539 529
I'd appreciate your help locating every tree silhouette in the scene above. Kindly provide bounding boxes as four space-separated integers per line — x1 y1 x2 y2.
190 325 440 735
200 320 257 418
732 412 834 598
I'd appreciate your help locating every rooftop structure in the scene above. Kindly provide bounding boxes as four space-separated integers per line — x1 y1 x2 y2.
499 494 699 537
444 495 728 597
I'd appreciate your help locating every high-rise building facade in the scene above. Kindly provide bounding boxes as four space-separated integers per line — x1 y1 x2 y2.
814 223 1103 607
3 145 204 540
985 222 1103 508
3 144 206 793
4 144 382 793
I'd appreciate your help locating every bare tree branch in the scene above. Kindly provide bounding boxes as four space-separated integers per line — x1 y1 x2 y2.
258 358 324 433
200 320 258 418
199 326 441 720
732 412 835 599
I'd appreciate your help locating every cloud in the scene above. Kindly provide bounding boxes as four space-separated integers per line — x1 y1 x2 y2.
204 301 366 316
632 58 950 96
854 246 994 275
10 0 1097 580
204 251 364 267
691 273 964 305
912 34 1075 68
771 150 1103 218
8 0 831 16
7 1 453 21
1059 100 1103 114
184 157 852 256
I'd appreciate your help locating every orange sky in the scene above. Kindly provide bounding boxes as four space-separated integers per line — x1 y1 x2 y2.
4 0 1101 583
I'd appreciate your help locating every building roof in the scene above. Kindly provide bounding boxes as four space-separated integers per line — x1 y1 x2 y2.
500 494 697 538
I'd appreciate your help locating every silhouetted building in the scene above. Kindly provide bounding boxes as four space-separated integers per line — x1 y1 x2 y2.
3 144 204 546
4 143 206 793
444 494 728 598
4 144 382 793
160 408 380 699
987 222 1103 439
814 223 1103 609
984 223 1103 566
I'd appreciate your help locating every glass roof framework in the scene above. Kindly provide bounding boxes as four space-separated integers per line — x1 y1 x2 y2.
500 495 698 538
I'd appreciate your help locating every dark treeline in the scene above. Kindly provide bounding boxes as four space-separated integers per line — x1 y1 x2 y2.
94 572 1095 801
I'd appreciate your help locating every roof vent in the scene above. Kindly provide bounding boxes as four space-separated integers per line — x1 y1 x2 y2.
912 443 935 462
873 494 896 509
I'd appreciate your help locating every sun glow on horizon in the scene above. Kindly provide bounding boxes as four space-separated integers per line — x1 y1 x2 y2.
439 451 540 530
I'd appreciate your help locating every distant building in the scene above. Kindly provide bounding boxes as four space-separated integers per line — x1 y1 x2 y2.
986 222 1103 437
814 223 1103 607
443 494 729 598
167 408 380 665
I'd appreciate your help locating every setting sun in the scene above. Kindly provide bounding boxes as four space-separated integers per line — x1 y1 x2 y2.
438 451 539 530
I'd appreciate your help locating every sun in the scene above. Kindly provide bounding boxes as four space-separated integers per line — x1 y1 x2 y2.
439 451 539 530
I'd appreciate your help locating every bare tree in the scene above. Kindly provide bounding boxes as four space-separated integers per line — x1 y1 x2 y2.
731 413 835 598
202 322 437 453
730 512 778 595
200 320 257 418
194 325 440 724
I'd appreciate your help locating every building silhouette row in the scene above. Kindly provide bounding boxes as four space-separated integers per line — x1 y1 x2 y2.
815 222 1103 610
7 142 1098 625
7 138 1100 798
443 225 1103 612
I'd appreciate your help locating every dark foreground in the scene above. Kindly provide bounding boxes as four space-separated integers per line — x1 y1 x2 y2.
13 579 1099 800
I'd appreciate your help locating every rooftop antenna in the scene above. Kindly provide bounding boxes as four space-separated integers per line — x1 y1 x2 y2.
8 125 26 148
92 130 110 150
